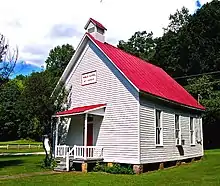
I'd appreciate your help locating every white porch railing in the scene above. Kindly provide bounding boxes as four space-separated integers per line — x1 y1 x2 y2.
55 145 74 158
56 145 103 171
74 145 103 159
55 145 103 160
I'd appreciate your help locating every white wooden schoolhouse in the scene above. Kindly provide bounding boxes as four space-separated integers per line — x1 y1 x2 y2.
53 18 205 173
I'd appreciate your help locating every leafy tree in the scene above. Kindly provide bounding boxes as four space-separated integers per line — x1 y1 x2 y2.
0 43 72 141
16 71 57 140
0 79 23 141
152 6 191 77
45 44 75 78
118 31 156 61
164 7 191 33
153 0 220 77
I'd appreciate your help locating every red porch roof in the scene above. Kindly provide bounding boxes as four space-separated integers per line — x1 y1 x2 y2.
56 104 106 116
87 33 205 110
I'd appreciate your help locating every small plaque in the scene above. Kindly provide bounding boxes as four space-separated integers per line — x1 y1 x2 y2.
81 71 97 86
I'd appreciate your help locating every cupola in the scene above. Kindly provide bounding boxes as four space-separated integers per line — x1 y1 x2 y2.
84 18 107 43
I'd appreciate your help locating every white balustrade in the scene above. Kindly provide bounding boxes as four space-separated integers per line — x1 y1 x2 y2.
74 146 103 160
56 145 74 158
56 145 103 160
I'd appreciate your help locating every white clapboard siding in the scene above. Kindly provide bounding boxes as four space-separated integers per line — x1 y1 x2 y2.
140 98 203 164
65 42 139 164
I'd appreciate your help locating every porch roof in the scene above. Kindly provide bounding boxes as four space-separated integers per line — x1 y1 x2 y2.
55 103 106 117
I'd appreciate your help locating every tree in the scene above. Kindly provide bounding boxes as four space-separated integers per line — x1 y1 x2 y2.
153 1 220 77
0 42 72 141
118 31 156 61
152 6 191 77
0 79 23 141
45 44 75 78
0 33 18 86
16 71 57 140
164 7 191 33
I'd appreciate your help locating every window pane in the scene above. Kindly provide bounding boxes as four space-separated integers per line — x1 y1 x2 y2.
156 110 161 127
198 118 202 140
156 128 160 144
175 130 179 139
191 132 194 144
156 110 162 145
175 115 179 130
190 117 193 130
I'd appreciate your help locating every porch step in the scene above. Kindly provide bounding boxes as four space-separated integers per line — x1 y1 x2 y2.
54 158 75 172
54 158 68 172
54 167 67 172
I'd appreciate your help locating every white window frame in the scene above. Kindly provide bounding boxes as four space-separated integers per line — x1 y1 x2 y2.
195 117 203 143
190 117 195 145
199 117 203 142
155 109 163 146
175 114 181 146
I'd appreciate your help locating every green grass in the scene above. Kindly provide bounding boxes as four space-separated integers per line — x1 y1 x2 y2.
0 155 45 176
0 148 44 153
0 139 43 153
1 150 220 185
0 139 42 145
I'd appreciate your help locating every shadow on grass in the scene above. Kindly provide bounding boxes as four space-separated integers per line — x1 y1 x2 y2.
0 160 24 168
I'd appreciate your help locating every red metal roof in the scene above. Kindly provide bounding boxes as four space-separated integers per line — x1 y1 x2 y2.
87 33 205 110
89 18 107 30
56 104 106 116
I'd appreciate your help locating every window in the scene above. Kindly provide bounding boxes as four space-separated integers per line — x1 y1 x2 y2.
156 110 163 146
195 118 202 142
175 115 181 145
190 117 195 145
199 118 203 141
88 27 95 33
97 27 104 34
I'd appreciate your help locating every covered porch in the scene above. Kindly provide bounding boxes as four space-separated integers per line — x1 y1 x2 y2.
53 104 106 171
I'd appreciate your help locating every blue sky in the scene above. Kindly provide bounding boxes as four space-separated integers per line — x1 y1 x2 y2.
0 0 210 77
10 61 42 78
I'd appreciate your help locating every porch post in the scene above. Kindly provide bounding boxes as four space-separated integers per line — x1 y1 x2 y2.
55 117 60 158
84 113 88 159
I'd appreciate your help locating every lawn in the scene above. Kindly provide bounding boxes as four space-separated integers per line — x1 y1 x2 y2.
0 139 42 145
0 139 43 153
0 155 46 176
0 148 44 153
1 150 220 185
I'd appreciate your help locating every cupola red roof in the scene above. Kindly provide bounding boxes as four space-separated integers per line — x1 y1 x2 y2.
84 18 107 31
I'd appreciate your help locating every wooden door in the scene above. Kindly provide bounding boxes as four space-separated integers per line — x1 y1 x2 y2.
87 123 93 146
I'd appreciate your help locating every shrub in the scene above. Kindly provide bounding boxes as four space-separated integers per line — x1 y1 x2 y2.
41 156 57 169
93 162 134 175
93 162 106 172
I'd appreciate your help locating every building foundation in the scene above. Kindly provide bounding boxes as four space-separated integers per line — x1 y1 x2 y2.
133 164 143 174
81 163 88 173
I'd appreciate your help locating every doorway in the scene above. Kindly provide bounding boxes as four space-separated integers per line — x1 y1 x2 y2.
87 123 93 146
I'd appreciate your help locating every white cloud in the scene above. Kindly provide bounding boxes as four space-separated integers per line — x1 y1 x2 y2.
0 0 212 67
